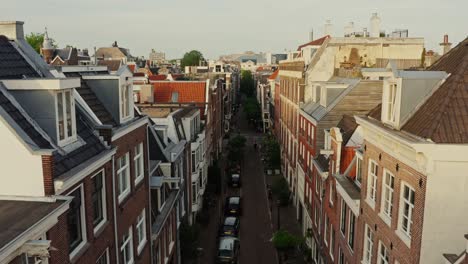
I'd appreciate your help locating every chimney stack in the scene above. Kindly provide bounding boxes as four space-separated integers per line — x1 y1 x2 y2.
370 13 381 37
324 20 333 36
309 28 314 41
0 21 25 40
440 34 452 55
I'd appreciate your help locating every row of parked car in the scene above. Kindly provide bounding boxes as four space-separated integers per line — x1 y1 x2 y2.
217 164 242 263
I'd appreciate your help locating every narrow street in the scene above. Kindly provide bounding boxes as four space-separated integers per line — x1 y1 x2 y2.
198 99 278 264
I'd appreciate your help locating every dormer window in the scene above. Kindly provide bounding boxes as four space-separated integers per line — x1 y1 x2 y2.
381 81 400 127
56 90 76 145
120 84 132 121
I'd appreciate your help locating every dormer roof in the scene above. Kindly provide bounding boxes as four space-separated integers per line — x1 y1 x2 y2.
297 35 330 51
370 38 468 143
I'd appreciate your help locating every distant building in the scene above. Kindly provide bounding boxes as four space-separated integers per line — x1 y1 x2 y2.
149 49 166 66
40 29 91 65
95 41 133 64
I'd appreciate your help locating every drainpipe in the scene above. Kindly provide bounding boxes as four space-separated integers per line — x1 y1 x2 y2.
111 155 120 264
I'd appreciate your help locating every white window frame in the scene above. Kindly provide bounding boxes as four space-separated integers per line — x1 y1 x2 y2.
136 209 147 254
120 83 132 122
377 241 389 264
398 182 415 243
385 83 398 125
96 248 110 264
329 182 334 206
55 89 77 146
117 153 131 203
380 169 395 225
340 199 347 236
121 227 134 264
92 170 107 234
347 212 355 251
355 156 363 187
362 224 374 264
366 159 378 208
324 216 328 246
329 225 335 260
134 143 144 185
67 184 87 260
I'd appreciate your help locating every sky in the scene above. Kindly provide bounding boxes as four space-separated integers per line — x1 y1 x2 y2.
3 0 467 59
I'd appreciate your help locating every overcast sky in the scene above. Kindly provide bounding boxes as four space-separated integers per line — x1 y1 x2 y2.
3 0 467 59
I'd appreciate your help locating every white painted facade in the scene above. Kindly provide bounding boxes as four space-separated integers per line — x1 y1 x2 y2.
0 121 44 196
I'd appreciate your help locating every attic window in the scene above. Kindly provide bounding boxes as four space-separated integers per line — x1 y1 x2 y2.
120 83 132 121
384 83 398 124
56 90 76 145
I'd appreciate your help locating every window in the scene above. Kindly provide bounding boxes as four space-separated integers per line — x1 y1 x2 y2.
367 160 378 207
329 182 334 206
120 84 131 120
191 151 196 172
340 199 347 235
192 182 197 204
67 185 86 257
330 226 335 260
348 213 355 250
399 183 415 237
338 247 345 264
362 225 374 264
117 153 131 203
92 171 106 232
355 157 363 186
21 253 45 264
134 143 144 184
377 242 389 264
121 227 134 264
136 209 147 254
324 216 328 246
381 170 395 221
56 90 76 145
386 83 397 123
96 248 109 264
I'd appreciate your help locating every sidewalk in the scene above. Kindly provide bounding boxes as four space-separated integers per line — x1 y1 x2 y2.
265 172 307 264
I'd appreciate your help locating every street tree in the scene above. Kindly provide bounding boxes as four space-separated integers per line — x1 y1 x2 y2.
227 135 246 163
181 50 204 68
240 70 255 96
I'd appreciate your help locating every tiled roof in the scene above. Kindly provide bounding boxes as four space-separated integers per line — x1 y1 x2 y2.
97 60 122 72
314 154 329 172
53 110 107 178
64 73 117 126
171 74 184 80
95 47 128 59
153 82 206 104
268 69 279 80
297 35 330 51
336 115 358 145
0 35 40 79
0 85 51 149
149 75 167 81
401 38 468 143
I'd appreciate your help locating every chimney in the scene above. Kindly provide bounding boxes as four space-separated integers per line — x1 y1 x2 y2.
370 13 381 38
324 20 333 36
440 34 452 55
0 21 25 40
309 28 314 41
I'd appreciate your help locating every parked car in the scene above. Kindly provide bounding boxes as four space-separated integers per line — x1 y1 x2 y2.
217 236 240 263
224 196 242 216
220 216 240 237
229 173 241 187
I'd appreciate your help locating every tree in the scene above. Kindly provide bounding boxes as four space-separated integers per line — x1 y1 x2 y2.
181 50 204 68
272 229 302 251
262 135 281 168
243 97 261 123
227 135 246 163
179 220 200 261
272 176 290 206
25 32 56 54
240 70 255 96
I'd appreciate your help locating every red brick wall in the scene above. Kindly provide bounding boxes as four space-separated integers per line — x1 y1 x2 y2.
112 124 151 264
42 155 55 195
48 161 117 264
355 140 427 264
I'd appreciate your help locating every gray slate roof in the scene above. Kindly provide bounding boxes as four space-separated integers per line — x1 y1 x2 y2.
0 35 41 79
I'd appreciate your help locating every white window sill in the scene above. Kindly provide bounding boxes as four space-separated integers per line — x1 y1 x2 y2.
137 239 147 255
395 228 412 248
365 198 375 210
118 189 131 204
135 175 144 186
69 240 88 261
378 212 392 227
93 219 108 236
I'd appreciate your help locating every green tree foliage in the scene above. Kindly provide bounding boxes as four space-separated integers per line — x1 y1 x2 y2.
272 230 302 251
227 135 246 163
272 176 290 206
25 32 56 53
181 50 204 68
240 70 255 96
179 220 200 261
208 160 222 194
243 97 261 122
262 135 281 167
